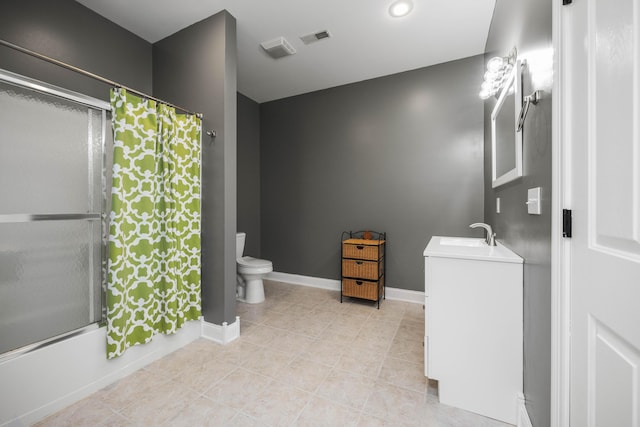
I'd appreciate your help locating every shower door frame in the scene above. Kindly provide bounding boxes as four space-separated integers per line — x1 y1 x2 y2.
0 68 111 361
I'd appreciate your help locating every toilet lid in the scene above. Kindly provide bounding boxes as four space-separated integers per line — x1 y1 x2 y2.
237 256 272 268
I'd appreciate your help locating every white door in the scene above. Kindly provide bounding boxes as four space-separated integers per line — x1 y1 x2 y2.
564 0 640 425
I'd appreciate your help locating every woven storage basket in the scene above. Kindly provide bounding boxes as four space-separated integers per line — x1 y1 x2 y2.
342 277 383 301
342 258 383 280
342 240 383 260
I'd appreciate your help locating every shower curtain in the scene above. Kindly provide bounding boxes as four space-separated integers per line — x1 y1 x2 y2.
106 88 201 359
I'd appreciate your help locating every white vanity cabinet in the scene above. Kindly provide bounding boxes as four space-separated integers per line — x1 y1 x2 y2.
424 236 523 424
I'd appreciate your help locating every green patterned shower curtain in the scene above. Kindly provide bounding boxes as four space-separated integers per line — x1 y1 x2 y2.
106 88 201 359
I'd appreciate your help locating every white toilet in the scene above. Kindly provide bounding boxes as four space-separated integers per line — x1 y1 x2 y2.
236 232 273 304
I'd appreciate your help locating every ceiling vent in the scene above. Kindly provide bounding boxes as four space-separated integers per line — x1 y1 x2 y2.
300 30 332 45
260 37 296 59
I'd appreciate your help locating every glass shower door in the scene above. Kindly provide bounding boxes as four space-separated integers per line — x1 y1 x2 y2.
0 72 108 355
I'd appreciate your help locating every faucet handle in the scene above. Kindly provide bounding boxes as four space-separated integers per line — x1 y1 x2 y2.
488 232 497 246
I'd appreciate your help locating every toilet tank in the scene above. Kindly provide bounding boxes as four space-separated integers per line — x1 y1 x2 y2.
236 232 246 259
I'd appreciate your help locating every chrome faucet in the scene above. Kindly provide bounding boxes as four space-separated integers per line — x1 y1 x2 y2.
470 222 496 246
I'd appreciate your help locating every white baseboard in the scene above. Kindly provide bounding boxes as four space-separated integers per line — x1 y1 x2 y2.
384 287 424 304
201 316 240 344
265 271 424 304
266 271 340 291
517 393 533 427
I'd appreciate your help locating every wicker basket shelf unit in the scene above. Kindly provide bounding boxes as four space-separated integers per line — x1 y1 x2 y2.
340 230 386 308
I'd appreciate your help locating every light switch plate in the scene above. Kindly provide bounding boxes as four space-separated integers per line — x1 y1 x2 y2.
496 197 501 214
527 187 541 215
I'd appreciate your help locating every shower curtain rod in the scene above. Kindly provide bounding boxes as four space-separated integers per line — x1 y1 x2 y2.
0 38 203 118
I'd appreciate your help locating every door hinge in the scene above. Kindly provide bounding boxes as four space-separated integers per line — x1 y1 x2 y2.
563 209 572 238
563 0 572 4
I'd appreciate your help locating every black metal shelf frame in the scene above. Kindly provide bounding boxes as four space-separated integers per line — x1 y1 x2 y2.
340 230 386 308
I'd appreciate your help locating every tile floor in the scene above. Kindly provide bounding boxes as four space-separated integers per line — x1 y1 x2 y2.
36 281 511 426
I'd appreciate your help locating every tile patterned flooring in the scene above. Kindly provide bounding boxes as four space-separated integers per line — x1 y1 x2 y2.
36 281 511 426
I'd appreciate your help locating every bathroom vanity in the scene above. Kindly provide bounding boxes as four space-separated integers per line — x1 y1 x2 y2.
424 236 523 424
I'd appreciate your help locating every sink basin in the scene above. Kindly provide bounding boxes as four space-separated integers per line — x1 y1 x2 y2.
424 236 523 264
439 237 486 247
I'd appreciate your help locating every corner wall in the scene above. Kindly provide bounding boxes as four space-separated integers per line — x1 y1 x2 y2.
237 93 261 257
260 56 485 291
483 1 553 425
153 11 238 326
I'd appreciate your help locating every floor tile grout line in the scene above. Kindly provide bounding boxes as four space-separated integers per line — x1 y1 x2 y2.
275 294 369 424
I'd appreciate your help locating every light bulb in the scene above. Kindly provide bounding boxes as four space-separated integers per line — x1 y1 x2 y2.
389 0 413 17
479 88 491 99
487 56 505 73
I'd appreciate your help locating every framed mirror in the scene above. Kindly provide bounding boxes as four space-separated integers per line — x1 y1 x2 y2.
491 59 523 188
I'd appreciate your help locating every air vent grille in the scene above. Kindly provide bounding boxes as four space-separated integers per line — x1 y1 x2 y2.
300 30 332 45
260 37 296 59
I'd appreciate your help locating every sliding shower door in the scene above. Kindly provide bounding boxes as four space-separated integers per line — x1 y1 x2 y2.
0 70 109 355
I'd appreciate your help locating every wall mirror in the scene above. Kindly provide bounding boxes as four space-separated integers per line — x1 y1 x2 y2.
491 59 523 188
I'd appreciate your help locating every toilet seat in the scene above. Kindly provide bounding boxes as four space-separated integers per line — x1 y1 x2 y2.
237 256 272 268
237 256 273 275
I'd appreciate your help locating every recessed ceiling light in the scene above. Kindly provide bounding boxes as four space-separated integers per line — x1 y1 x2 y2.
389 0 413 18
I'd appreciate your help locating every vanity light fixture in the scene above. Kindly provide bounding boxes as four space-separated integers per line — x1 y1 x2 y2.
479 47 518 99
389 0 413 18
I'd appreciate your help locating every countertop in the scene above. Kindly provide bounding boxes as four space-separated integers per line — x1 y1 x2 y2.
423 236 523 264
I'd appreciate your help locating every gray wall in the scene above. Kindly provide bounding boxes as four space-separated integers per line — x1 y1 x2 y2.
483 1 553 425
0 0 152 101
154 11 238 325
260 56 485 291
237 93 261 257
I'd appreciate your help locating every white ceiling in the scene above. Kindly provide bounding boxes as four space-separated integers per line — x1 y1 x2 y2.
76 0 495 103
